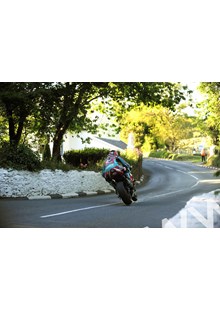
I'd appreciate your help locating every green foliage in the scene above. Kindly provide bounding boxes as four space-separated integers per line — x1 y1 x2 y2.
0 82 190 162
168 153 179 160
149 150 171 159
63 148 110 167
121 148 141 162
41 160 74 172
63 147 143 180
207 155 220 168
0 82 45 146
120 104 195 152
197 82 220 146
214 170 220 177
0 116 8 143
107 82 189 111
121 149 143 180
214 146 220 156
0 143 41 171
149 150 203 163
141 136 155 157
42 143 51 161
174 154 201 162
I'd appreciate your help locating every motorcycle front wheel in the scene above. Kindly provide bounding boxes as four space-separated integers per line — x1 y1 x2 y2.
116 182 132 205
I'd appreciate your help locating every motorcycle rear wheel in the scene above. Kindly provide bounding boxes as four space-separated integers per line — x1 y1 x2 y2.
116 182 132 205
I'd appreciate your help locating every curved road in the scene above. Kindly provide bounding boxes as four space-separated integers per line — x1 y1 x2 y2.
0 158 220 227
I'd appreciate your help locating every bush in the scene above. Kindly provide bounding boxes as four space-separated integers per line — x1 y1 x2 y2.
41 160 73 171
149 151 201 163
42 143 51 161
63 147 143 180
207 155 220 168
149 150 171 159
167 153 178 160
175 154 201 162
214 170 220 177
0 142 41 171
63 148 110 167
121 149 143 180
214 146 220 156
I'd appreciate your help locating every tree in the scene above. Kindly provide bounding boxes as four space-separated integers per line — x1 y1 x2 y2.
0 82 44 147
34 82 110 161
107 82 189 109
35 82 189 161
196 83 220 146
0 82 190 161
93 82 191 134
0 115 8 144
120 104 195 152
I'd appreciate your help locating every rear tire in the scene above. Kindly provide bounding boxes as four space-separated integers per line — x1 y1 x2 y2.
116 182 132 205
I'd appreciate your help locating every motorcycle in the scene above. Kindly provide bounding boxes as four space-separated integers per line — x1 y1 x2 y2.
108 166 135 205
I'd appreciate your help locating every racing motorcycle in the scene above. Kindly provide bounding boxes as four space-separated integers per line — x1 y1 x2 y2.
107 166 135 205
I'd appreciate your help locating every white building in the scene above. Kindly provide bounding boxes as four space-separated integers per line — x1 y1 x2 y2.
58 131 127 156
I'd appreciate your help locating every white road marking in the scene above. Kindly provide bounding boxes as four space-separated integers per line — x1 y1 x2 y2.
175 169 199 187
40 202 120 218
164 166 174 170
140 167 200 202
176 169 189 175
159 165 199 187
149 189 185 199
189 175 199 181
41 164 201 219
191 180 200 188
154 163 199 182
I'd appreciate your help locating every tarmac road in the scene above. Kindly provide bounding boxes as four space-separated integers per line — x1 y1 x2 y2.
0 158 220 228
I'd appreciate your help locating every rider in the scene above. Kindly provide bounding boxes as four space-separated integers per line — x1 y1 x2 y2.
102 150 137 201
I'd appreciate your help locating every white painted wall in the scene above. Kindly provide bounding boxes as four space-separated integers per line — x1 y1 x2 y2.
49 131 125 155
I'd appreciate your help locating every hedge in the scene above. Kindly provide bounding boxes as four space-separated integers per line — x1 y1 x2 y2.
63 148 110 167
0 142 41 171
207 155 220 168
63 148 143 180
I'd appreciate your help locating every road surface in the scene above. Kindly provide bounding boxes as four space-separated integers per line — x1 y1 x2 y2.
0 158 220 227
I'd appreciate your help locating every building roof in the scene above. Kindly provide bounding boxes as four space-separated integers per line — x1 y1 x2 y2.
96 137 127 150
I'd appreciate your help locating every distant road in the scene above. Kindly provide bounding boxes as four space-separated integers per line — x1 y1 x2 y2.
0 159 220 227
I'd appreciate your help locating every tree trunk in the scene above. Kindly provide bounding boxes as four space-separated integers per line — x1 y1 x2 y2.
6 105 16 145
5 102 25 147
52 133 63 162
52 123 69 161
51 83 94 161
52 144 62 161
14 119 24 146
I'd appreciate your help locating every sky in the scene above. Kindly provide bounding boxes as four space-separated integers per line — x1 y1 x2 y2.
187 82 204 102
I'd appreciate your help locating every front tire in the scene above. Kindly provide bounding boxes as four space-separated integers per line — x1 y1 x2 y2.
116 182 132 205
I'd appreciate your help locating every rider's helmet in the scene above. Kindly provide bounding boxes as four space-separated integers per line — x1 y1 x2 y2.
109 150 118 157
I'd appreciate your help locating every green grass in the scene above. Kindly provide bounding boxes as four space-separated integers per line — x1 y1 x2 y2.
175 154 201 163
149 151 220 174
149 151 202 164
